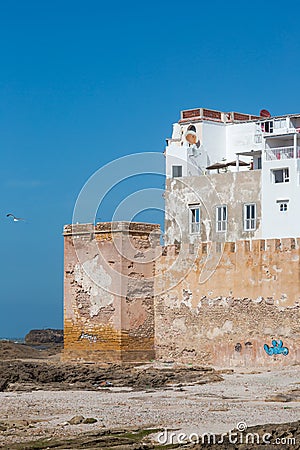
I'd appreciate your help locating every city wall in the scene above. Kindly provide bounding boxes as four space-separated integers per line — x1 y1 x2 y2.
64 224 300 367
155 238 300 367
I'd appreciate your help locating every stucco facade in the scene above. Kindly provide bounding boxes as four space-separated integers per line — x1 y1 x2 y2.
164 170 262 245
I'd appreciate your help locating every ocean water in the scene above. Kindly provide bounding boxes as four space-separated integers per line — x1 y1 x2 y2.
0 337 24 343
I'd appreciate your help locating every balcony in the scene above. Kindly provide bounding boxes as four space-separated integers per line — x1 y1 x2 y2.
262 127 297 136
265 146 300 161
260 117 300 136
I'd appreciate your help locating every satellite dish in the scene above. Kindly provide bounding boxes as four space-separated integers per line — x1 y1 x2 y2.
260 109 271 118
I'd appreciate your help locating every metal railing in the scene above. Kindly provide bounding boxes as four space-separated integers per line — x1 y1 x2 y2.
265 146 300 160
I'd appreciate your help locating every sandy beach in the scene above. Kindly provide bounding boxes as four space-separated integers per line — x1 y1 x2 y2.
0 342 299 449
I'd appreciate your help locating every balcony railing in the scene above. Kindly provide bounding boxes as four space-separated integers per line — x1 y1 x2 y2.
262 127 296 135
265 146 300 160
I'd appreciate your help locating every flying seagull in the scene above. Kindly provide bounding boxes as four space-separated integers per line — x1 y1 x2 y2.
6 214 25 222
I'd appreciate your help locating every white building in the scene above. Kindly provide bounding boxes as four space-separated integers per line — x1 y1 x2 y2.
165 107 300 242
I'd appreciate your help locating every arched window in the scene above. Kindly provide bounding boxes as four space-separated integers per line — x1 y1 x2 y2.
187 124 196 132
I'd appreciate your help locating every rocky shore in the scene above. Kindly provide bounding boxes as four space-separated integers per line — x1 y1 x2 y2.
2 421 300 449
0 359 222 392
0 339 299 449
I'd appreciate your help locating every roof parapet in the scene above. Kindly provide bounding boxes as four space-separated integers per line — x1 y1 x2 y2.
179 107 261 124
63 222 161 236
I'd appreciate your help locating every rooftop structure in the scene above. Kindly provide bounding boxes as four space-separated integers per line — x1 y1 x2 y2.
165 107 300 242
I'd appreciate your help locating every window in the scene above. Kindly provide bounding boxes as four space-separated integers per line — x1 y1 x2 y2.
279 203 288 212
277 200 289 212
187 124 196 132
189 205 200 234
274 119 286 129
244 203 256 231
257 157 262 170
272 168 289 183
216 205 227 232
261 121 273 133
254 133 262 144
172 165 182 178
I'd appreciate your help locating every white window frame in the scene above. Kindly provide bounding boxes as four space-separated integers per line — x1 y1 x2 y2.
172 165 182 178
261 120 274 133
216 205 227 232
189 205 200 234
272 168 289 184
274 118 286 129
244 203 256 231
254 134 262 144
256 157 262 170
277 200 289 212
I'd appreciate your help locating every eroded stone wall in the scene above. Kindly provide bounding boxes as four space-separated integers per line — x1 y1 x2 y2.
155 238 300 367
63 222 160 362
64 222 300 367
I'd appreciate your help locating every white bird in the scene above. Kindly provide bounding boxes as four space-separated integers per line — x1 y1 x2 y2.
6 213 25 222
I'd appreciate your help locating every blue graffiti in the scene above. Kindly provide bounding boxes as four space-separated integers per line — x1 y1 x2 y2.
264 340 289 356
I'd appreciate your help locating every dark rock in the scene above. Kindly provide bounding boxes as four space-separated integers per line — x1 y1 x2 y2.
25 329 63 345
266 394 292 402
0 360 222 392
0 378 9 392
0 341 52 360
83 418 98 424
68 415 85 425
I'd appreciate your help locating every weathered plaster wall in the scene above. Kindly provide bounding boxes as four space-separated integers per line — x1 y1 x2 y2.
63 221 300 367
63 222 160 362
155 238 300 367
164 171 261 245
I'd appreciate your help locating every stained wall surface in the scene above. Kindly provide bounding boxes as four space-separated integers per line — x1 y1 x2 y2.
63 222 160 362
155 238 300 367
63 222 300 367
164 171 262 246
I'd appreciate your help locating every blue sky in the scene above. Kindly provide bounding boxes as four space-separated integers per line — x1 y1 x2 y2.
1 0 300 337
